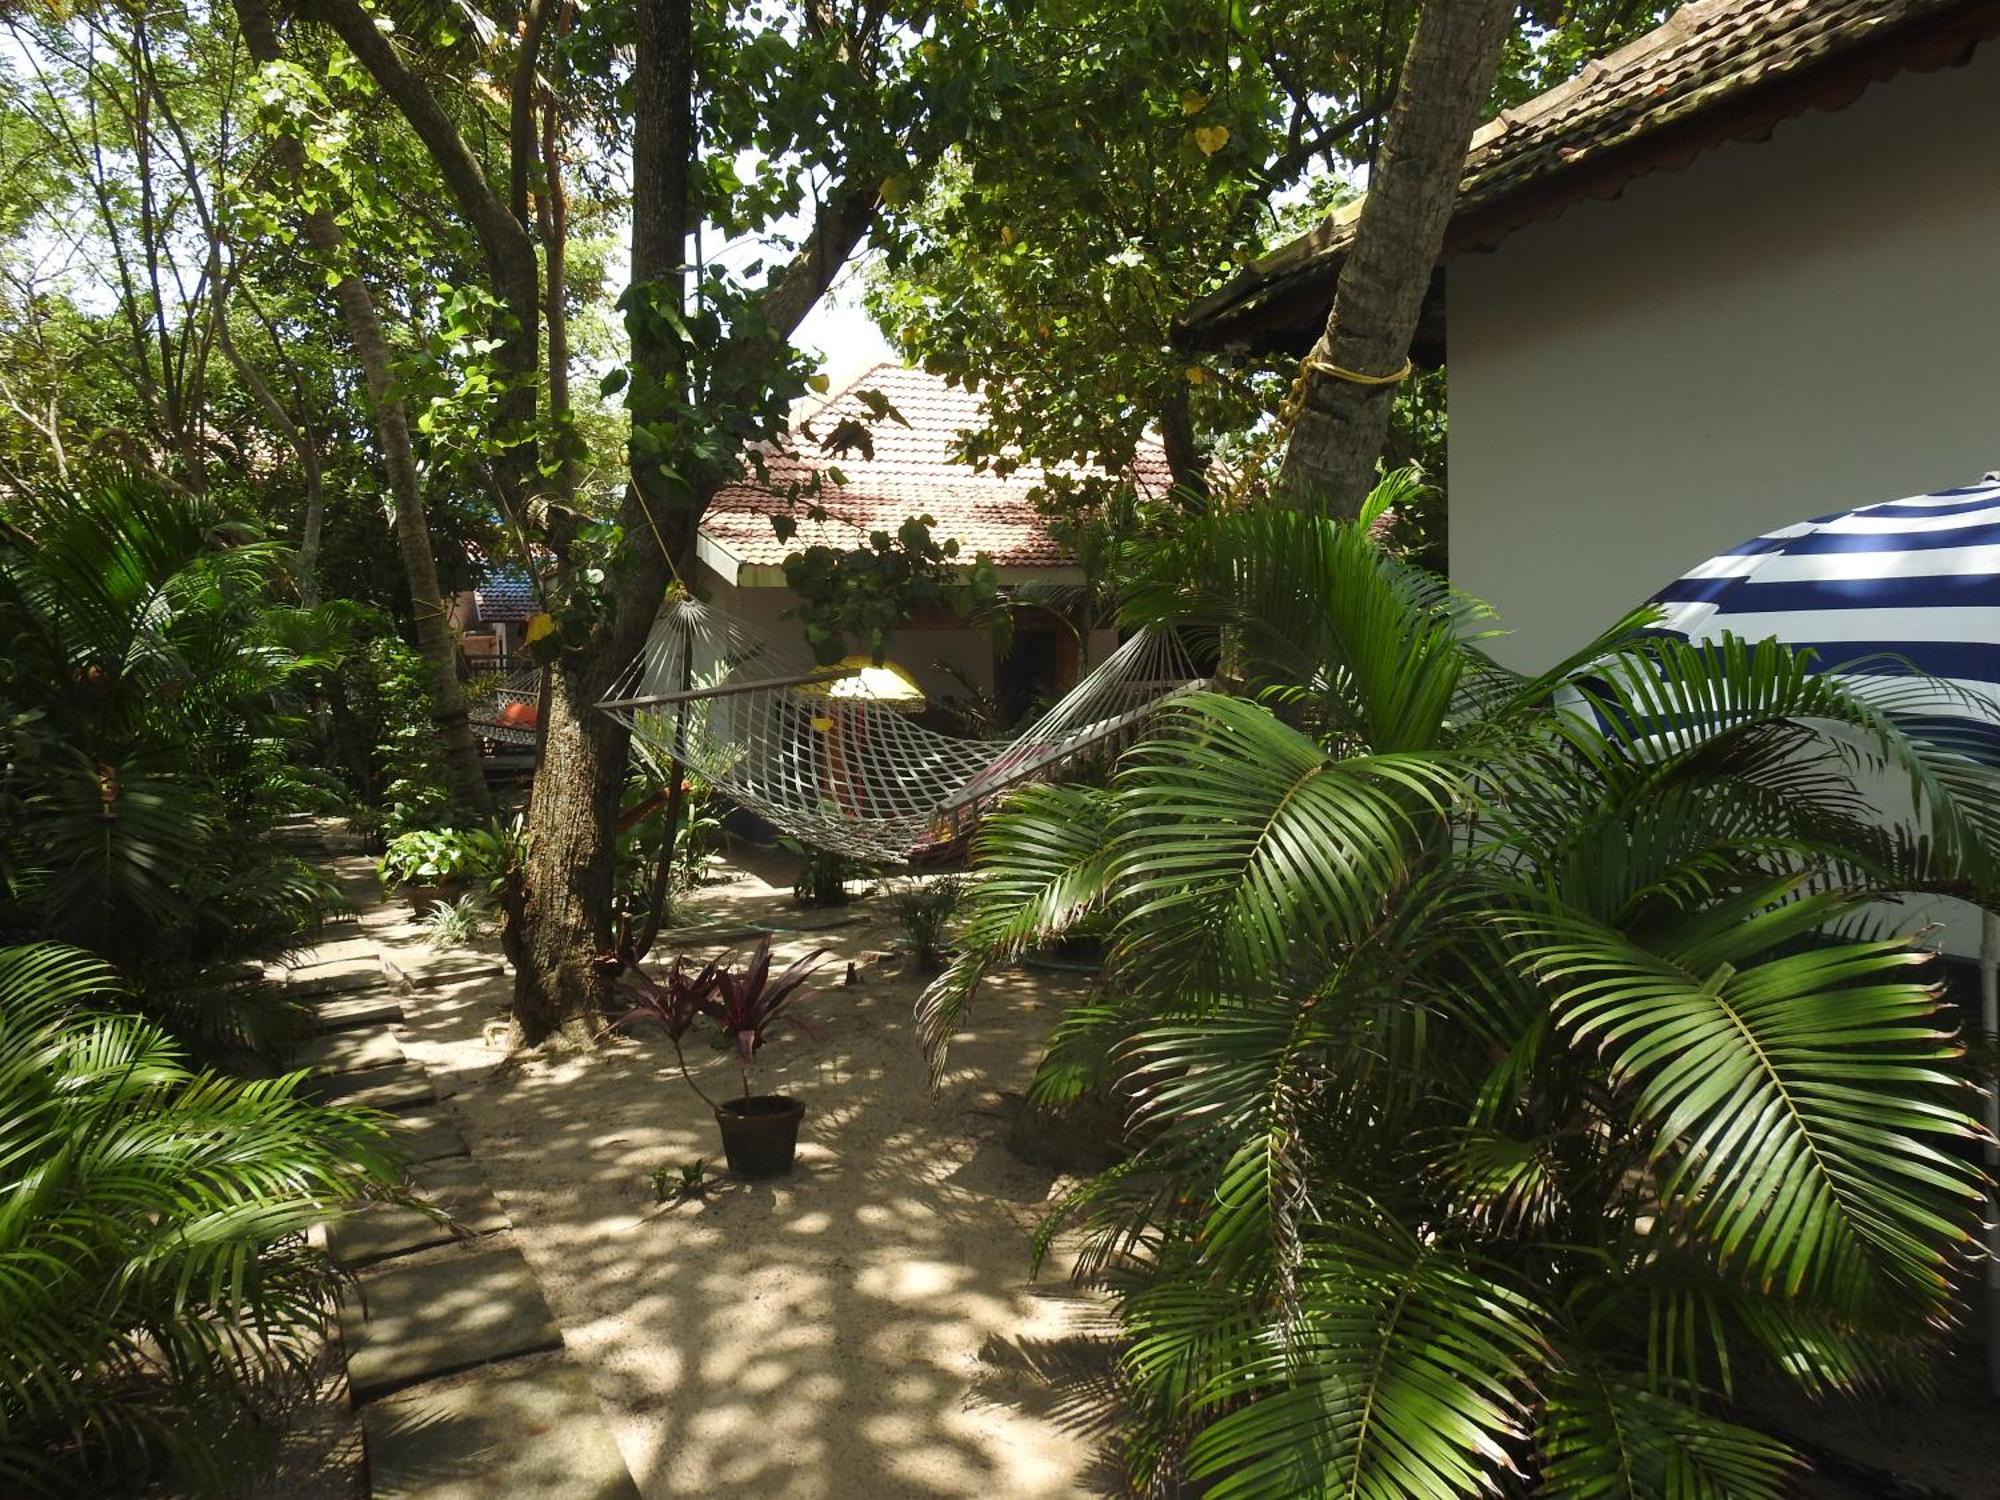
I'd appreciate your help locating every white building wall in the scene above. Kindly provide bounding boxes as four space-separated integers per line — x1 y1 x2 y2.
695 562 1002 703
1448 42 2000 675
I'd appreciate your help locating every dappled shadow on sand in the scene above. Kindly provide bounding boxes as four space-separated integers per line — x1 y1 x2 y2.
391 863 1124 1498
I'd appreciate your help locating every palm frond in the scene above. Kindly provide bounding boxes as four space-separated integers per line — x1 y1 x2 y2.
1513 913 1982 1314
1105 693 1460 996
1540 1360 1797 1500
915 782 1114 1084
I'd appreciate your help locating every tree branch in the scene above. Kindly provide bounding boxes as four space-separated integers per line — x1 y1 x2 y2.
510 0 551 227
756 177 880 344
302 0 535 281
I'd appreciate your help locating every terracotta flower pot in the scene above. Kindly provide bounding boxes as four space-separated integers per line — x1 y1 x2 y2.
714 1095 805 1178
403 879 463 917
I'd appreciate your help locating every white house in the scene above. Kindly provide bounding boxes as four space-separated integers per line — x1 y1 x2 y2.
693 362 1163 723
1179 0 2000 672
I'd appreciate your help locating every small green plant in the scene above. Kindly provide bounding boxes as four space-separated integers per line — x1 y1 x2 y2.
377 825 506 892
783 837 874 908
649 1156 714 1207
419 891 489 947
886 876 965 973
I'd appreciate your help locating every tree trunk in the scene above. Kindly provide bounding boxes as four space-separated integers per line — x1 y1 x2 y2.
1271 0 1513 514
508 0 694 1043
510 664 631 1041
1158 380 1210 502
232 0 491 823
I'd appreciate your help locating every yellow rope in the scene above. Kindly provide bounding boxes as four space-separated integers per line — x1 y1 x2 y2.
626 478 686 594
1304 353 1413 387
1219 344 1417 510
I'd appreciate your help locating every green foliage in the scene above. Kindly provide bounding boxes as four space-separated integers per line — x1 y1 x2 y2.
782 514 1000 665
886 875 966 974
0 945 403 1496
785 839 874 908
927 474 1995 1496
418 891 491 947
868 0 1670 526
649 1157 715 1207
0 476 340 985
337 631 453 839
378 825 509 891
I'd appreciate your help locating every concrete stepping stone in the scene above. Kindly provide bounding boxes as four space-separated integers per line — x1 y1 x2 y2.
286 955 391 997
306 989 404 1033
363 1359 640 1500
341 1247 564 1402
387 1110 471 1163
298 1026 404 1076
307 1060 437 1113
293 935 383 968
327 1161 509 1267
383 948 508 990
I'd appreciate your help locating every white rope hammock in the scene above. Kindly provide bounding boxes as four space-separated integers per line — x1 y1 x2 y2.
598 601 1204 862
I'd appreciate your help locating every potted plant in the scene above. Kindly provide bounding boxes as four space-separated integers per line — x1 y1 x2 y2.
378 826 504 915
616 936 827 1178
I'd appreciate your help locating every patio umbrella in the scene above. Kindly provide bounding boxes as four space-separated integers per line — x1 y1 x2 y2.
1648 470 2000 1389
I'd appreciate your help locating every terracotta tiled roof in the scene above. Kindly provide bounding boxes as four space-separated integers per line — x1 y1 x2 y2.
1177 0 2000 353
699 363 1173 576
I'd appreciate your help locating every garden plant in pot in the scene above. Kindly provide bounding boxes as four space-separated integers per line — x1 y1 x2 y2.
378 825 507 915
618 936 827 1178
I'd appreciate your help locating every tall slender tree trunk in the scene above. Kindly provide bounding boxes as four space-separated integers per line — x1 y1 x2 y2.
1272 0 1514 514
232 0 491 822
508 0 695 1043
1158 381 1210 502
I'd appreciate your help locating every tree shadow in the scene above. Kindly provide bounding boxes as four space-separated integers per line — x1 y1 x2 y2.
386 867 1112 1498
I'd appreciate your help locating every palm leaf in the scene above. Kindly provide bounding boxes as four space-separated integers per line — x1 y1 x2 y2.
1540 1361 1797 1500
915 782 1114 1084
1104 693 1460 997
1513 914 1982 1314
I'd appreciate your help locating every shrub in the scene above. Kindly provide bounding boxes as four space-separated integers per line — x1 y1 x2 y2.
0 945 402 1495
886 876 965 972
378 825 507 892
926 487 1998 1496
784 838 873 908
419 891 490 947
0 477 343 977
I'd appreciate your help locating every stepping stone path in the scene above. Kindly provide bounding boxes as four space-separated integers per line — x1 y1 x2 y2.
277 820 639 1500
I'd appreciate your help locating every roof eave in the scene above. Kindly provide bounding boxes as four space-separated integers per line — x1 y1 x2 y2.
1173 0 2000 358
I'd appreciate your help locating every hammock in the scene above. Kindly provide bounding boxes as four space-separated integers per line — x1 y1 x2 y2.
467 665 542 747
598 602 1203 862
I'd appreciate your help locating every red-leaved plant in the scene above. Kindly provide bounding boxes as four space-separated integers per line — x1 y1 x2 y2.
616 936 827 1108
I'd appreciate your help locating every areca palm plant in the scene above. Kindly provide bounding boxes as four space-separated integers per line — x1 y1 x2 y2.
923 481 1999 1497
0 475 342 1005
0 943 403 1495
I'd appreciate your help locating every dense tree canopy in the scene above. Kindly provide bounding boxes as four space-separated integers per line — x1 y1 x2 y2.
866 0 1670 534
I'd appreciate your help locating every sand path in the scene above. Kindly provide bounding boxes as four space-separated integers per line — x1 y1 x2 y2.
391 862 1112 1498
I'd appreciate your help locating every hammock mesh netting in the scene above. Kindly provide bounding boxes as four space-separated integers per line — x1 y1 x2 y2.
598 603 1203 862
467 666 543 747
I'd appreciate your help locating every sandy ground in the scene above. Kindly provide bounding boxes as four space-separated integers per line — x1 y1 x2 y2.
389 856 1118 1499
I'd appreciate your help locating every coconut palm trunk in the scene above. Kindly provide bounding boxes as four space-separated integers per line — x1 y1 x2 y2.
1272 0 1515 514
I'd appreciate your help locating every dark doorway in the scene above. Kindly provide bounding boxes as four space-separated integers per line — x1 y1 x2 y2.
994 624 1072 728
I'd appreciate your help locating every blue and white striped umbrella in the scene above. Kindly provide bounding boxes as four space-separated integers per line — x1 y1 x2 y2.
1651 472 2000 1381
1651 472 2000 724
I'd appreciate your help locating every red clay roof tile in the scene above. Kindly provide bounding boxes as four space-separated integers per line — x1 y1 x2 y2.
699 363 1173 573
